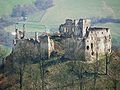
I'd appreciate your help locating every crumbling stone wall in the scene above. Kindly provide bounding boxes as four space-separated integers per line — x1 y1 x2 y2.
60 19 112 62
63 37 85 60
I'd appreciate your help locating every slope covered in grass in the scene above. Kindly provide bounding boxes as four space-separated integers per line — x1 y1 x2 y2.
0 0 35 16
41 0 120 25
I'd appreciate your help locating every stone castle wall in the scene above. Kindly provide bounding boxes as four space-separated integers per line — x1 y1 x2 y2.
60 19 112 62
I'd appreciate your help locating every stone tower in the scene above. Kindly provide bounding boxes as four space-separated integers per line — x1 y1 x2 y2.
39 35 54 59
75 19 91 37
60 19 111 62
13 24 26 45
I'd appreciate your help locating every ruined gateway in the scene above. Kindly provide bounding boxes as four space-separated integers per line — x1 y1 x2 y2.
59 19 111 62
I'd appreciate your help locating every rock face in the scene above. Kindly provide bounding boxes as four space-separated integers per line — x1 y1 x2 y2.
60 19 111 62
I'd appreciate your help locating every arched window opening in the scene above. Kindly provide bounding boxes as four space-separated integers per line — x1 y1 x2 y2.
91 43 93 49
91 51 94 55
87 46 89 50
106 29 108 32
108 49 110 52
105 36 107 40
86 27 88 32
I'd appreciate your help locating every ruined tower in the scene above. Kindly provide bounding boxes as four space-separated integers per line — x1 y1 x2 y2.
59 19 111 62
14 23 26 45
74 19 91 37
35 32 39 41
59 19 91 38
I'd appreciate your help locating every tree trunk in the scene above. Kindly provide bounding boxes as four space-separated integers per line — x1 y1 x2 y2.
93 75 96 90
19 63 25 90
40 59 45 90
2 58 5 75
79 77 83 90
113 80 117 90
20 67 23 90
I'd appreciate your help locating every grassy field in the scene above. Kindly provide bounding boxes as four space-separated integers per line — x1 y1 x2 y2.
1 0 120 46
41 0 120 25
0 0 120 23
0 0 35 16
4 22 46 32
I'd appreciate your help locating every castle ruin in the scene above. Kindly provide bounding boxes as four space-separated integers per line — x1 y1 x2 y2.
59 19 112 62
11 18 111 62
13 24 54 59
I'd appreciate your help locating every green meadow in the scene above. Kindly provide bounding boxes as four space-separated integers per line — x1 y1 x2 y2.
0 0 35 16
0 0 120 45
41 0 120 25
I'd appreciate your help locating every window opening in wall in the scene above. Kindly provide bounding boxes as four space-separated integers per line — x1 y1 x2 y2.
86 27 88 29
108 49 110 52
81 30 82 33
102 32 103 34
105 36 107 40
66 28 68 32
109 35 111 39
91 43 93 49
87 46 89 50
106 29 108 32
91 51 94 55
86 27 88 32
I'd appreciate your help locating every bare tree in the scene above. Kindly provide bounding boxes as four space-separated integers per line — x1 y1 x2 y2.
12 40 39 90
